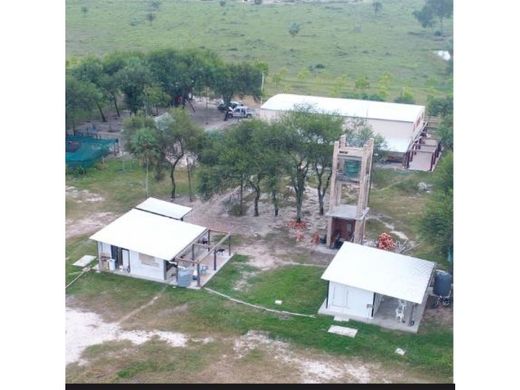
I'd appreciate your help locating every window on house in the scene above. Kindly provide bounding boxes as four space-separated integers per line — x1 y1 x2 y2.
139 253 158 267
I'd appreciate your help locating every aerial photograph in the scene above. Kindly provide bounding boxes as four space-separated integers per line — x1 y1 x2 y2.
65 0 453 385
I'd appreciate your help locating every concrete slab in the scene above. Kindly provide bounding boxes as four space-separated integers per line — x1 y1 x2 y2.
73 255 96 268
333 316 350 322
328 325 358 338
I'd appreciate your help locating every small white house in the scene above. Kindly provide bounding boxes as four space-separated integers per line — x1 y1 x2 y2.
260 94 440 170
319 242 435 332
90 198 232 288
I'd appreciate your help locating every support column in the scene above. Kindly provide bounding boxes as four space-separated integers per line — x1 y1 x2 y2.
197 263 201 287
213 251 217 271
228 235 231 255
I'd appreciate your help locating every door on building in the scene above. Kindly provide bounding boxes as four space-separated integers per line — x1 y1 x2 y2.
331 284 349 309
121 249 130 272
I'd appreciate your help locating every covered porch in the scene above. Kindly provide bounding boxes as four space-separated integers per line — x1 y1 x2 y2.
166 230 233 289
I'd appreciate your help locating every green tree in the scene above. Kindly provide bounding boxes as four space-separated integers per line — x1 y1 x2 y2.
372 1 383 16
101 52 128 117
419 152 453 258
278 106 342 222
413 0 452 33
146 12 156 25
127 127 161 196
212 62 262 108
156 108 205 199
66 76 100 132
71 57 108 122
394 87 415 104
344 118 387 161
354 75 370 91
288 22 301 38
307 115 344 216
427 95 453 149
115 55 152 114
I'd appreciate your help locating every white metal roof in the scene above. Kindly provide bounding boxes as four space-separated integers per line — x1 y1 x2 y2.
321 242 435 304
135 197 192 220
261 94 424 123
384 137 413 154
90 209 207 260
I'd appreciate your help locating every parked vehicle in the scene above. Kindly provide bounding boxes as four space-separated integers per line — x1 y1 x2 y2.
217 100 243 112
226 106 255 119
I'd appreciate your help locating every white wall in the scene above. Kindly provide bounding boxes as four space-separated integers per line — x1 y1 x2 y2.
368 119 415 143
259 108 422 153
128 250 165 280
327 282 374 319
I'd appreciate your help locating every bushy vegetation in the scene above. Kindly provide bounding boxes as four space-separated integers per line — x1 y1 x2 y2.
419 152 453 262
66 49 264 130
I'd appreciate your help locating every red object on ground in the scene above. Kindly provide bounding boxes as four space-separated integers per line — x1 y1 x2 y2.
377 232 396 251
287 220 307 230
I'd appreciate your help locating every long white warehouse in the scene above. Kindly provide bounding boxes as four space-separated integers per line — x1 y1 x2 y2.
260 94 441 170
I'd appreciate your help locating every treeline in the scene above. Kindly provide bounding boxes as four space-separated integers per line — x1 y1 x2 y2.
66 48 265 130
123 106 383 223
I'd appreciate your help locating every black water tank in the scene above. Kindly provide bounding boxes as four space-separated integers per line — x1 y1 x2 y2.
433 271 453 297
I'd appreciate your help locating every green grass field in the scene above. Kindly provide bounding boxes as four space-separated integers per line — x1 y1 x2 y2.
66 0 452 103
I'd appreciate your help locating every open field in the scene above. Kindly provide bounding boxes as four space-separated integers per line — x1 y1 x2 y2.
66 0 452 103
66 157 452 383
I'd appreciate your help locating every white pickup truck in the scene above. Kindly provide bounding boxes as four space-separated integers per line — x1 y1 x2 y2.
226 106 255 119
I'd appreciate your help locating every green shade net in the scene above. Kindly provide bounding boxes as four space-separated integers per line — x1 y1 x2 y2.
66 136 118 169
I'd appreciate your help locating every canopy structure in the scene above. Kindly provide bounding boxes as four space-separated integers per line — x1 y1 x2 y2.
135 197 192 220
321 242 435 304
90 209 207 260
261 94 425 123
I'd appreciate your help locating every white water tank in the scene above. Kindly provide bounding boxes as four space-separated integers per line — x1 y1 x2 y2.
108 258 116 271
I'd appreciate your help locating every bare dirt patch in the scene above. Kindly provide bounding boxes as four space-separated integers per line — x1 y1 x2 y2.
422 299 453 329
66 186 105 203
231 330 432 383
66 211 117 239
66 307 189 366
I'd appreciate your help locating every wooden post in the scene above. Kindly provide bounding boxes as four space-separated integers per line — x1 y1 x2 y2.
207 230 211 252
192 245 195 260
213 250 217 271
228 235 231 255
197 263 201 287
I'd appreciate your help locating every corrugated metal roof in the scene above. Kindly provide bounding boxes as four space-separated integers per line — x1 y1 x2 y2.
321 242 435 304
135 197 192 220
90 209 207 260
261 94 424 123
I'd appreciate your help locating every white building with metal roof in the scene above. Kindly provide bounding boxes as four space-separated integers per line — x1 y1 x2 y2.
319 242 436 332
260 94 440 170
90 200 232 288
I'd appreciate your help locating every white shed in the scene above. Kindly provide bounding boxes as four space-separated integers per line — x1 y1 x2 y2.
319 242 435 332
260 94 437 169
90 206 232 288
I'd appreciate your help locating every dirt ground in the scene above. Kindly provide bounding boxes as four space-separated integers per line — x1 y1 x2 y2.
72 98 251 140
66 300 433 384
